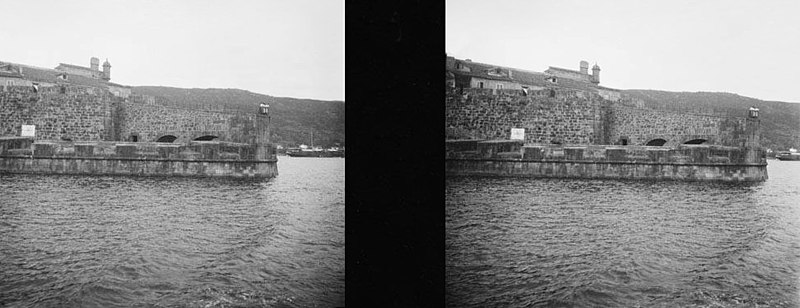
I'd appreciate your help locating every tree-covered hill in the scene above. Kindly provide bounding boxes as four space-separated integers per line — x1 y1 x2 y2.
132 86 344 148
622 89 800 151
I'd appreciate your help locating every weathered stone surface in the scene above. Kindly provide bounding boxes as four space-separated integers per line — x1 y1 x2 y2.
445 88 751 147
117 97 260 143
0 138 277 177
447 141 767 167
116 145 138 158
0 92 113 141
523 146 545 160
446 89 603 144
0 90 269 147
0 156 277 178
446 160 767 182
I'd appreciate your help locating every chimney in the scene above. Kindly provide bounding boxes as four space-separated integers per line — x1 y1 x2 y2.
90 57 100 71
579 60 589 75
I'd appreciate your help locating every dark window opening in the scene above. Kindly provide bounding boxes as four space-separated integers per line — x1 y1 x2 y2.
156 135 177 143
59 86 66 94
684 139 707 145
130 135 138 142
621 138 628 145
646 138 667 146
194 135 219 141
479 82 484 89
549 89 556 97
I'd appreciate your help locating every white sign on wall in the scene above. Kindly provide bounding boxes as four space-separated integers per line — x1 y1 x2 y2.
21 125 35 137
510 128 525 140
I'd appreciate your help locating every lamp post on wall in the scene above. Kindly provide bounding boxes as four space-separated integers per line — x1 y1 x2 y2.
256 102 273 160
259 103 270 116
748 106 759 118
745 106 763 164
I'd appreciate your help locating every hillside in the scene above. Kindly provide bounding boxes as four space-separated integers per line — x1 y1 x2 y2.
132 86 344 148
622 90 800 151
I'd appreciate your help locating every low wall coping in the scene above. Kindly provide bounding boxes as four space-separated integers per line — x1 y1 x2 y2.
0 155 277 163
445 157 767 166
0 136 34 141
479 139 524 144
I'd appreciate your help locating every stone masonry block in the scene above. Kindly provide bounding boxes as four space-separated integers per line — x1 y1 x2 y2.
522 146 544 161
564 147 585 161
75 144 95 157
646 148 672 163
116 144 138 158
606 148 628 162
157 145 182 159
33 143 58 157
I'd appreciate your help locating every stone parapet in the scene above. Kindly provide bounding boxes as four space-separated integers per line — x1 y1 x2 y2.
446 159 767 182
0 137 277 178
0 137 275 162
446 140 767 166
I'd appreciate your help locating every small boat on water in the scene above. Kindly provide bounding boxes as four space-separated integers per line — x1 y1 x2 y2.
776 148 800 161
286 130 345 158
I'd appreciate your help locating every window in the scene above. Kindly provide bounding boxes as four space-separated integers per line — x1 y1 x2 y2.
497 84 503 90
479 82 484 89
6 80 12 86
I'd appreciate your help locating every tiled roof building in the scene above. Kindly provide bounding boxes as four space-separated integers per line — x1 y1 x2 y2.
54 57 110 81
445 55 618 101
0 57 131 98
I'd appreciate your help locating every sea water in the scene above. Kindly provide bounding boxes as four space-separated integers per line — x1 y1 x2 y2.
0 156 344 307
446 161 799 307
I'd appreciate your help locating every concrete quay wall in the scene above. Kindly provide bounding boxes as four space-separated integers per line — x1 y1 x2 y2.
0 137 277 178
446 140 768 182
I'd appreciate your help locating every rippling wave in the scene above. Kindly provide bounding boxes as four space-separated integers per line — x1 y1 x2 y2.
447 161 800 307
0 156 344 307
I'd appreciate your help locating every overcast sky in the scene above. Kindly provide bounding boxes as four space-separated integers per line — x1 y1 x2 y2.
447 0 800 103
0 0 343 101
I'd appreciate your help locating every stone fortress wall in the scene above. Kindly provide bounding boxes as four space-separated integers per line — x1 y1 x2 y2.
446 87 751 148
118 95 259 144
447 88 604 145
0 85 262 144
0 86 114 141
607 105 749 147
